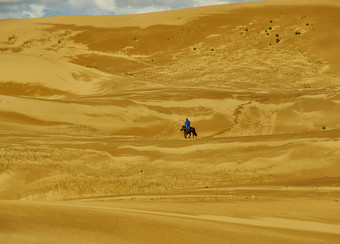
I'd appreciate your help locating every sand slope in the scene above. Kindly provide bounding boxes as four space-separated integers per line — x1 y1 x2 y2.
0 0 340 243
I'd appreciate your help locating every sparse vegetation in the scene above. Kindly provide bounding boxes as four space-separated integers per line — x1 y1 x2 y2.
85 65 98 69
295 31 301 35
7 34 17 44
8 34 16 41
322 126 327 130
23 40 32 46
276 38 280 43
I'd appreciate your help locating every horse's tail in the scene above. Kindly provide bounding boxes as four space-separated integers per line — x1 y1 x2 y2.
193 128 197 137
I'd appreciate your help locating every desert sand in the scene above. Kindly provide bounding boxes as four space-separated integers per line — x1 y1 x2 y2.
0 0 340 243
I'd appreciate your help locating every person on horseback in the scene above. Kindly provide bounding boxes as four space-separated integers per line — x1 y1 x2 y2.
185 118 191 132
180 118 197 138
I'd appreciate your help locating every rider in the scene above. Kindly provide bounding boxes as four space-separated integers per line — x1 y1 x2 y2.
185 118 191 132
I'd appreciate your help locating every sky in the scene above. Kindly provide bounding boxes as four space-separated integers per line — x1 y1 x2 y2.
0 0 254 19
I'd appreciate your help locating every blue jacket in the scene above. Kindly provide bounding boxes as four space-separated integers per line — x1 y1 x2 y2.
185 119 191 130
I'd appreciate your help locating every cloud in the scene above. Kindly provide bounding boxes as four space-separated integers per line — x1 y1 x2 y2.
0 0 57 2
192 0 232 7
22 3 45 18
93 0 116 12
0 2 42 18
113 0 195 15
0 0 255 19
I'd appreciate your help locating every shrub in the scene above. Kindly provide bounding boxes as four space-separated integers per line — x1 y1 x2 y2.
8 35 16 41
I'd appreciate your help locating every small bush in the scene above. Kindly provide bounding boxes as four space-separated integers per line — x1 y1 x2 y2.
322 126 327 130
295 31 301 35
8 35 16 41
276 38 280 43
269 27 272 30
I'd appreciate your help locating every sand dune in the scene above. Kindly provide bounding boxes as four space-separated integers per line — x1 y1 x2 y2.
0 0 340 243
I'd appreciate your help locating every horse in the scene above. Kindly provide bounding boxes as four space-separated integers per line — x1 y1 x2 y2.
180 125 198 138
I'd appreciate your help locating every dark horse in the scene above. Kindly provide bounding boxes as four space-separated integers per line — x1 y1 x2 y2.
180 125 198 138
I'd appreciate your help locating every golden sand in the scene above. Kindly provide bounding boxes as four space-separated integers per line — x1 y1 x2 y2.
0 0 339 242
